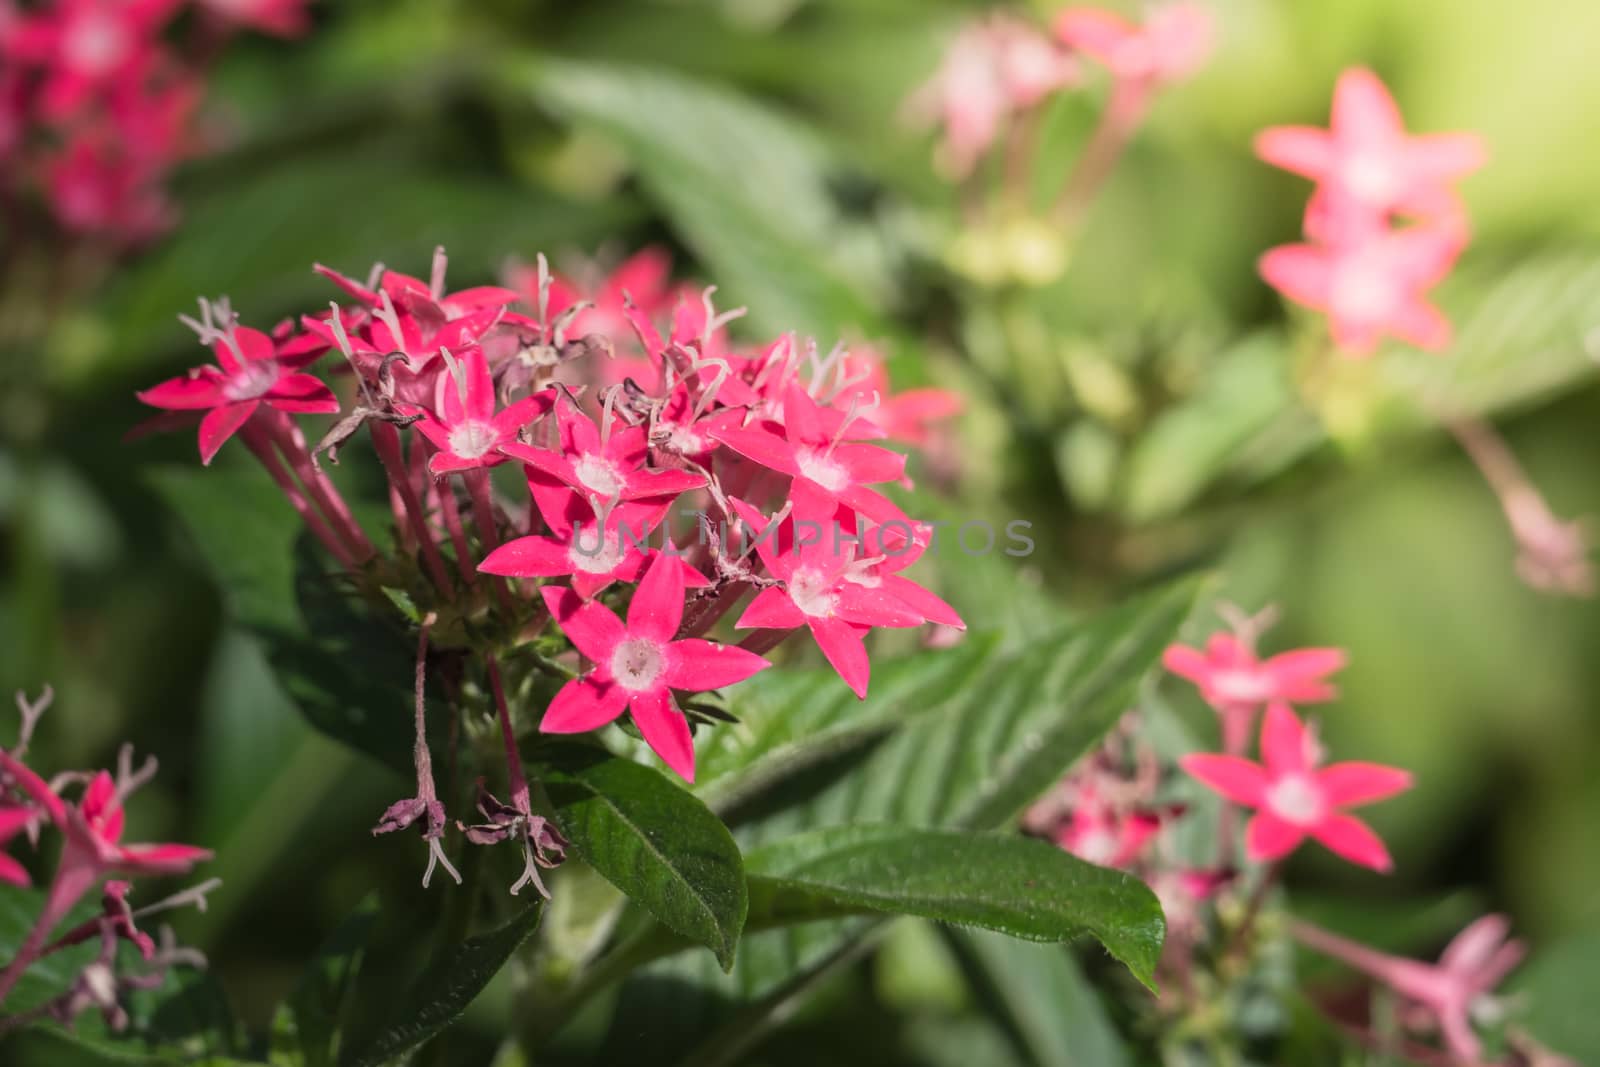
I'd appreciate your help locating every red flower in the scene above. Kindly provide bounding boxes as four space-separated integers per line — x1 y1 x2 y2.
3 0 178 119
539 554 770 781
406 347 553 475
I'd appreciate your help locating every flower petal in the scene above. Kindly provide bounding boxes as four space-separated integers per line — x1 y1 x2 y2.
540 585 626 663
267 373 341 414
1332 67 1406 147
479 536 570 578
199 401 259 466
0 852 29 887
629 688 696 782
627 551 686 642
1318 762 1413 807
663 639 769 691
1244 812 1306 863
542 674 629 733
1178 754 1269 807
734 585 807 630
1260 244 1334 309
1255 126 1335 179
137 373 225 411
1260 702 1312 776
712 425 800 477
1309 812 1393 871
1262 648 1346 702
809 616 871 699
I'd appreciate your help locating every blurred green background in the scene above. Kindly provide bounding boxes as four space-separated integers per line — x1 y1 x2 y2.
3 0 1599 1055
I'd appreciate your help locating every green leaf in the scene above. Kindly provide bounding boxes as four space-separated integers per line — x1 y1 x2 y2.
338 901 544 1067
1509 930 1600 1064
743 825 1165 988
541 748 748 970
946 928 1129 1067
507 56 893 339
151 464 417 771
270 897 381 1067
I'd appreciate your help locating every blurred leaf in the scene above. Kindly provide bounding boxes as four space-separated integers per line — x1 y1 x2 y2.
744 825 1165 988
542 748 748 970
947 928 1129 1067
270 897 380 1067
151 464 416 772
1508 930 1600 1064
338 900 544 1067
508 56 894 339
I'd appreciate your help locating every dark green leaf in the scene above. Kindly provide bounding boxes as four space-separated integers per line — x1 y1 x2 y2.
744 825 1164 988
338 901 544 1067
1509 930 1600 1064
270 897 380 1067
541 748 748 970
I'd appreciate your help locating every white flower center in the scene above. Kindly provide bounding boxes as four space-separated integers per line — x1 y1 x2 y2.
447 420 498 459
223 359 281 401
664 422 705 455
1266 774 1325 827
1342 153 1401 205
1211 669 1271 704
568 525 624 574
574 454 624 498
1331 261 1399 324
787 566 838 619
610 637 665 691
1072 828 1118 866
795 447 850 492
66 14 129 75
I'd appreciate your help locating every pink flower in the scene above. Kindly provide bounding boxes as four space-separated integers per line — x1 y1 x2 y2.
405 348 553 475
1163 633 1346 712
1259 224 1461 355
1055 800 1162 869
833 349 963 449
479 494 709 600
1054 3 1213 89
1180 703 1411 871
0 803 34 887
3 0 177 119
730 489 923 698
1256 68 1486 224
539 554 770 781
711 383 909 524
839 519 964 629
1293 914 1527 1065
137 311 339 464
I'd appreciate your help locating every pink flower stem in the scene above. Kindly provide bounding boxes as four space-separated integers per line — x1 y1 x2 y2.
240 424 359 569
1003 110 1044 210
263 411 375 563
1214 703 1254 866
0 858 99 1006
1050 81 1150 231
466 470 516 616
372 421 453 598
1288 918 1410 987
434 475 477 588
486 655 531 817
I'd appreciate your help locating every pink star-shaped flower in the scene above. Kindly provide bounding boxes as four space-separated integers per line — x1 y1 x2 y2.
840 519 964 629
730 490 923 699
1256 67 1486 224
1163 633 1345 712
3 0 178 118
834 350 963 449
137 318 338 464
1180 703 1412 871
712 384 909 525
539 554 770 781
1259 223 1462 355
405 347 553 475
1054 3 1213 89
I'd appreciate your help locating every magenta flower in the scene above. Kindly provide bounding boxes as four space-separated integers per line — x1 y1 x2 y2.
1163 632 1346 713
504 396 705 519
0 803 33 887
711 384 909 525
1259 223 1461 355
539 554 770 781
841 520 964 629
196 0 312 37
1256 67 1486 224
1293 914 1527 1065
1180 703 1411 871
3 0 177 119
834 350 963 449
1054 3 1213 89
137 312 339 464
479 494 709 600
1055 802 1162 869
405 348 553 475
730 492 923 699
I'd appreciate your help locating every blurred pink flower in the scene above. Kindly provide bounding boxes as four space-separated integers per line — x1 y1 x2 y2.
1054 3 1213 89
197 0 312 37
1180 703 1411 871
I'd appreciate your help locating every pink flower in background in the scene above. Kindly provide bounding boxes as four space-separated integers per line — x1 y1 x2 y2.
0 804 34 887
1164 633 1346 712
404 348 552 475
43 131 173 239
1256 67 1486 223
540 554 770 781
1180 703 1411 871
137 313 338 464
1259 224 1461 354
905 15 1077 177
1054 3 1213 89
834 349 963 448
1054 798 1163 869
3 0 177 118
1292 914 1527 1065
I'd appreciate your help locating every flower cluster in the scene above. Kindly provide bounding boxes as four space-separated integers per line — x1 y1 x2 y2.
1257 67 1487 355
0 0 310 243
1027 605 1574 1066
135 245 964 887
0 687 215 1033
